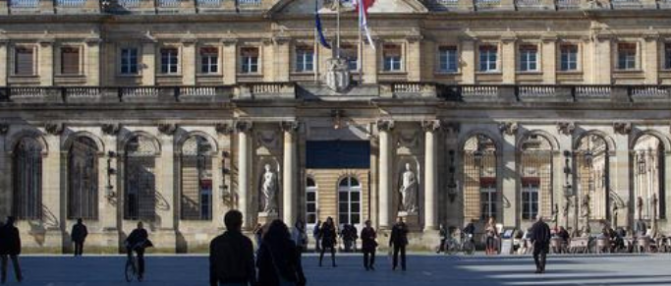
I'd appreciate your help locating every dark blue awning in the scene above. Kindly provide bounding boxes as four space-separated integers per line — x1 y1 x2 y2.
306 141 370 169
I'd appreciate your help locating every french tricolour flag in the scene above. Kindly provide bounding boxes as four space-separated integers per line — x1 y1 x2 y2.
353 0 375 50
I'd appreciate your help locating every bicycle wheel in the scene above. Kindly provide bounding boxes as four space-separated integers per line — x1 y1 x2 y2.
463 241 475 255
447 242 458 255
125 258 136 282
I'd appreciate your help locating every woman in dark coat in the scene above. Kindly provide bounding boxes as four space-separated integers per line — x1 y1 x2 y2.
360 220 378 271
256 220 306 286
318 217 337 267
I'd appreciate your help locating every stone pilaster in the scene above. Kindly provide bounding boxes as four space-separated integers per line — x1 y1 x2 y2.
612 123 632 228
407 34 423 82
38 37 54 86
643 33 659 85
377 119 394 229
221 38 237 85
593 33 612 84
157 124 177 232
85 37 102 86
363 39 378 84
281 121 299 224
0 38 7 86
0 124 9 218
182 37 197 86
274 36 291 82
43 124 63 250
501 33 517 84
542 34 557 84
499 122 518 227
141 40 156 86
422 120 439 230
236 121 252 228
460 37 476 84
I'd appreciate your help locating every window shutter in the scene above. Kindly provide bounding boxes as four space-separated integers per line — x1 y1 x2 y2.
61 47 80 75
15 47 34 75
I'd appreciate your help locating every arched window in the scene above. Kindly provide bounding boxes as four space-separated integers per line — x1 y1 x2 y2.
180 135 213 220
124 135 157 220
519 134 553 220
633 135 665 219
67 137 99 220
338 176 361 226
576 134 610 220
305 177 318 226
13 137 43 219
463 135 497 221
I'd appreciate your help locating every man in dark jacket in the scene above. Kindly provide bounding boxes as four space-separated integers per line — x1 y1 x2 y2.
530 215 551 274
71 218 88 257
0 216 23 284
210 210 256 286
360 220 377 271
389 217 409 271
125 222 152 281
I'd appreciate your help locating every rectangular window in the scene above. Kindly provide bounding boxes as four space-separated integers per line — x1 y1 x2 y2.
200 47 219 74
120 48 139 75
341 44 358 71
665 43 671 70
295 46 314 72
560 44 578 71
617 43 637 70
521 179 540 220
518 45 538 72
383 44 402 72
480 182 497 221
60 46 80 75
479 45 498 72
200 181 212 220
439 46 458 73
161 47 179 74
240 47 259 74
14 47 34 76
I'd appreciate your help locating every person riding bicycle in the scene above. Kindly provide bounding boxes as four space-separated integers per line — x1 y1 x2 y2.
125 222 153 281
463 219 476 243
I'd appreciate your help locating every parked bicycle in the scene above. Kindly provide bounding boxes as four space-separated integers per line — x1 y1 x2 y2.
444 231 475 255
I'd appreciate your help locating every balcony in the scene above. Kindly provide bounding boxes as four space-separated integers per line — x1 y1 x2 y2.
8 0 39 12
475 0 502 9
555 0 581 9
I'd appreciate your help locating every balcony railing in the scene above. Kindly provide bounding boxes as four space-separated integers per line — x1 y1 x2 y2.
238 0 262 6
9 0 38 8
197 0 221 7
56 0 86 7
158 0 180 8
475 0 501 9
555 0 580 9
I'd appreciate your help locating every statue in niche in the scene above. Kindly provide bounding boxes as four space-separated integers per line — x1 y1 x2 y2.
399 163 418 214
261 164 278 213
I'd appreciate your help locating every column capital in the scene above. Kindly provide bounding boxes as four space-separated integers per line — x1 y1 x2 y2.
613 122 632 135
45 122 64 135
421 120 441 132
557 122 575 136
376 119 395 132
441 121 461 135
221 37 239 46
280 121 300 133
498 121 518 136
215 122 235 135
235 120 253 133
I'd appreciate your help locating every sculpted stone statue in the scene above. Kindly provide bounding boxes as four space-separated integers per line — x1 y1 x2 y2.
261 164 278 213
399 163 418 214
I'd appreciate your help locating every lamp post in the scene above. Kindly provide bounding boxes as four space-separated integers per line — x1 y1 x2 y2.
582 150 594 236
105 151 117 201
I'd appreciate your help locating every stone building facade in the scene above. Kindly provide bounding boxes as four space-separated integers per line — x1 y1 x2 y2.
1 0 671 252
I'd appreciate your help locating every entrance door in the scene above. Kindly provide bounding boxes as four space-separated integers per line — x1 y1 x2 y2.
338 176 362 230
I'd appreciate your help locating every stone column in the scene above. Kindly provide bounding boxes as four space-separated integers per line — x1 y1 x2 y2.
141 41 156 86
377 120 394 229
500 122 518 227
613 123 632 228
38 38 54 87
157 124 177 230
556 122 574 229
221 38 237 85
541 34 557 84
501 34 517 84
422 120 440 230
460 38 476 84
281 121 299 224
85 37 102 86
100 124 120 249
236 121 253 228
0 39 7 86
0 124 9 218
643 33 659 85
43 123 64 250
182 38 197 86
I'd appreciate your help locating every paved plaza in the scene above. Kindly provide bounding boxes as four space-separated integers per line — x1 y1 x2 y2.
7 254 671 286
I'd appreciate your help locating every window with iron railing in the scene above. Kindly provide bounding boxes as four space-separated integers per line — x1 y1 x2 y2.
238 0 261 5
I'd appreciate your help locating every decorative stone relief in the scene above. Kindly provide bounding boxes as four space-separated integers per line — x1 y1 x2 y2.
421 120 441 132
158 123 177 135
45 122 64 135
376 119 395 132
215 122 234 135
557 122 575 136
102 123 121 136
235 121 253 133
613 122 632 135
498 122 518 136
280 121 300 133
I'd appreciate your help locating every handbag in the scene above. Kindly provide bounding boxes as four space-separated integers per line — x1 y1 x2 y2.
266 244 298 286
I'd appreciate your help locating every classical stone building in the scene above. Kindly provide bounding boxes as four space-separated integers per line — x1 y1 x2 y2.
1 0 671 253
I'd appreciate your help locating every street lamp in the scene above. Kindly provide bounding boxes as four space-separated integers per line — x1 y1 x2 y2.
637 151 647 174
473 149 484 169
105 151 117 201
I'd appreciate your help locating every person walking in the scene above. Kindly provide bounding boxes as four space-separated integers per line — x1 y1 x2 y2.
389 217 408 271
360 220 377 271
209 210 256 286
437 224 447 253
125 222 153 281
485 217 498 255
291 220 308 272
313 220 322 253
257 220 306 286
530 215 551 274
71 218 88 257
0 217 22 284
318 217 337 267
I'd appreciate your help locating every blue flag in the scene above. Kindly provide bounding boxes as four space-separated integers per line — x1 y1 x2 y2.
315 0 331 49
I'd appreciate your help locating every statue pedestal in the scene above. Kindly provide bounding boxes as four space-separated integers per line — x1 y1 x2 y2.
258 211 279 226
398 211 421 231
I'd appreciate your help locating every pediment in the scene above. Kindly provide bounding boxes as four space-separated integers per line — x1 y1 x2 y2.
269 0 428 16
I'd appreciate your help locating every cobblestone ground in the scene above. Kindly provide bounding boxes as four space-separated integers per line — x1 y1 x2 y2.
9 253 671 286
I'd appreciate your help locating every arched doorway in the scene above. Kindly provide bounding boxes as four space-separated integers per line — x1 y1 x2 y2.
462 134 498 222
575 133 610 234
633 134 665 220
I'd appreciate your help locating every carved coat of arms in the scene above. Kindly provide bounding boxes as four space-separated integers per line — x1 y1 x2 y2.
325 58 351 92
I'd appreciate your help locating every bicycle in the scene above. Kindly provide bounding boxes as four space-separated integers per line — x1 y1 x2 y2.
445 233 475 255
125 242 148 282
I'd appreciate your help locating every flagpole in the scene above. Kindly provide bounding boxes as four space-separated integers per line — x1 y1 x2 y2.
336 0 340 58
358 2 363 86
314 0 320 83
